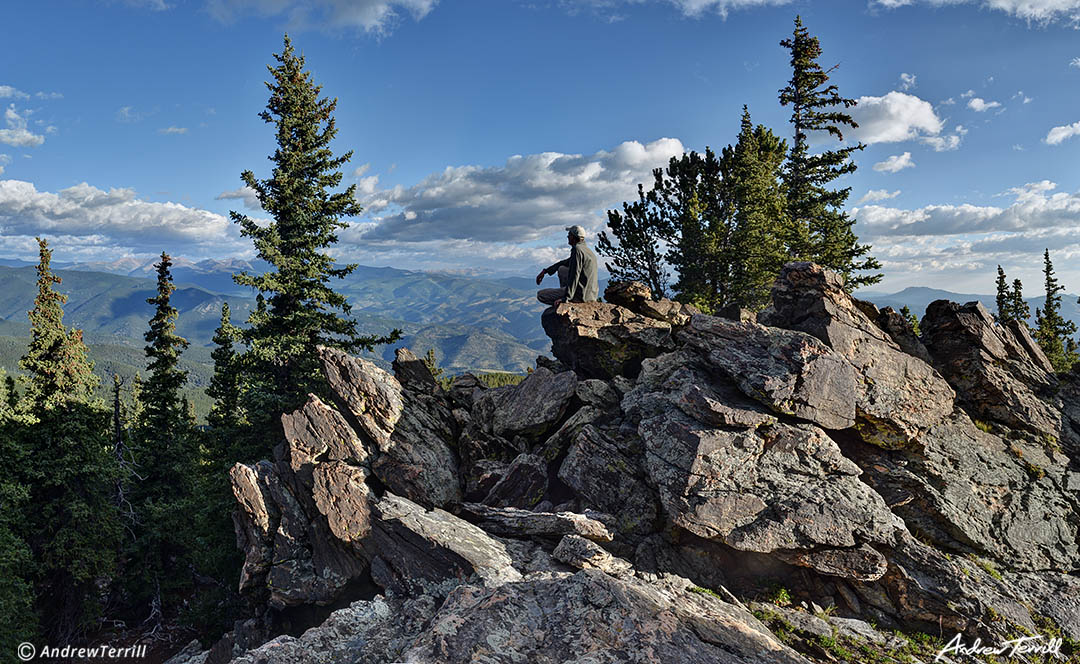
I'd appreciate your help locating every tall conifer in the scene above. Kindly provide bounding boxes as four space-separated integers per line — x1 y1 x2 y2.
229 35 400 444
1035 249 1077 372
779 16 880 289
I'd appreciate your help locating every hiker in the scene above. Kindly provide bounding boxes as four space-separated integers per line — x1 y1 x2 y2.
536 225 599 306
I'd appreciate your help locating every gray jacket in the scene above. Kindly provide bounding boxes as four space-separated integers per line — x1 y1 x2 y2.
547 241 599 303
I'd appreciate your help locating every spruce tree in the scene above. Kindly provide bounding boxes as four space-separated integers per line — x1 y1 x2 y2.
206 302 242 437
139 252 191 478
1010 279 1030 325
230 35 400 444
16 238 119 641
995 265 1010 324
779 16 881 289
900 305 920 336
1034 249 1077 372
720 107 789 310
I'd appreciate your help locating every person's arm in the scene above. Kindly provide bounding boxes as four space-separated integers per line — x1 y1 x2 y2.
547 257 570 275
565 246 584 301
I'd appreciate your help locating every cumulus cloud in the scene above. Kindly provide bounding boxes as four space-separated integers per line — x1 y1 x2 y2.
844 92 944 145
0 154 10 175
0 106 45 148
1012 90 1033 104
205 0 440 34
1045 120 1080 145
1072 57 1080 68
0 86 30 100
967 97 1001 112
899 73 916 90
355 137 686 245
216 186 262 210
960 89 975 99
158 126 188 135
0 179 246 256
873 152 915 173
858 189 901 203
872 0 1080 24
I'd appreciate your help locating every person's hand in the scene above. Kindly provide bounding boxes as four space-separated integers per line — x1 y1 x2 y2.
535 270 545 286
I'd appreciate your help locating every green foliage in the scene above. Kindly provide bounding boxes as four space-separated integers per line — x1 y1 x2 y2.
229 35 401 448
599 108 788 313
779 16 880 289
0 416 37 651
900 305 920 336
995 266 1031 327
140 253 191 450
598 182 672 300
768 582 792 607
19 238 99 410
1034 249 1078 372
207 302 243 438
424 348 445 383
476 372 526 388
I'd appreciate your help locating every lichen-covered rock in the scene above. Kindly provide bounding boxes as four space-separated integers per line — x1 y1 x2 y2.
553 534 633 576
456 503 614 542
481 452 548 509
403 570 810 664
472 366 577 443
364 492 523 595
678 314 857 430
319 346 402 448
391 346 441 394
557 424 660 537
921 299 1059 434
542 300 678 379
768 262 956 449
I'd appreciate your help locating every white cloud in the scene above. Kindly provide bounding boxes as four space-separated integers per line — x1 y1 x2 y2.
356 137 686 244
353 163 371 177
854 181 1080 238
967 97 1001 112
356 175 380 195
1071 57 1080 68
158 126 188 135
35 91 62 100
116 106 142 123
899 72 916 90
873 152 915 173
0 105 45 148
846 91 943 144
872 0 1080 24
960 89 975 99
940 97 956 105
206 0 440 34
0 86 30 100
1012 90 1033 104
0 179 246 256
1045 120 1080 145
0 154 10 175
858 189 901 203
216 186 262 210
563 0 794 20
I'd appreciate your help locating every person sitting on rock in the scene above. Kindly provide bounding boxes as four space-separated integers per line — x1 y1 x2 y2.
536 225 599 307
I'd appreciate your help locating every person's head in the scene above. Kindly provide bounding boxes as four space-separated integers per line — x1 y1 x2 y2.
565 225 586 246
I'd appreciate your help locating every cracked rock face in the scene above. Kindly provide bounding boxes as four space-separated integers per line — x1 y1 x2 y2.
211 265 1080 664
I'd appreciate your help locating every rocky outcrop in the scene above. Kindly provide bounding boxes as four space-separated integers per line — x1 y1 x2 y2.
204 265 1080 664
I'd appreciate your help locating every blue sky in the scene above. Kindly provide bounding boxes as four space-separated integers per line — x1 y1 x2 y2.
2 0 1080 294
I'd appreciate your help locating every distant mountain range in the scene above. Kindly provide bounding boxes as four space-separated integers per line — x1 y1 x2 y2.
2 257 1077 386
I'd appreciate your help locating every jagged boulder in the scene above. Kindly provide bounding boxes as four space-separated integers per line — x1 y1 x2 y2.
767 262 956 449
541 301 679 379
921 299 1059 434
471 366 577 443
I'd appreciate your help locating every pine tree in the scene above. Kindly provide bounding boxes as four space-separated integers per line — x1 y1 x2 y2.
15 238 119 641
3 375 16 412
128 253 197 614
597 182 673 299
779 16 881 289
207 302 243 437
230 35 400 444
720 107 789 310
1035 249 1077 372
900 305 920 336
995 265 1010 324
139 252 191 479
19 238 98 409
1010 279 1029 325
